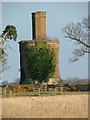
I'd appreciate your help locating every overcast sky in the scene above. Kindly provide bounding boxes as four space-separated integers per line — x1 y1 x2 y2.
1 2 88 83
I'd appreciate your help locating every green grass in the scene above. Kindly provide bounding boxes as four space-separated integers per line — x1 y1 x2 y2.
62 91 89 95
1 91 89 98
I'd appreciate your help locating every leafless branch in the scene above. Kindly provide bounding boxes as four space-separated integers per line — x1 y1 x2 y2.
63 17 89 61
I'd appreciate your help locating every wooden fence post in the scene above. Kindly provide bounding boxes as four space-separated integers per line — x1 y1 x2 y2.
4 87 7 94
3 87 6 96
38 88 40 96
60 86 63 95
9 90 12 97
55 87 57 95
40 81 47 94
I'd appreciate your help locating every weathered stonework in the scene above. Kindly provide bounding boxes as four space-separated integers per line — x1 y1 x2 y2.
32 11 46 40
19 11 60 84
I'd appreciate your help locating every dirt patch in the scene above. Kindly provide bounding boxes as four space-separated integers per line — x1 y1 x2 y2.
9 84 38 93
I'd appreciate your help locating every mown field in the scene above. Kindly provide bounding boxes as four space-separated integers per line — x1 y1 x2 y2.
2 94 88 118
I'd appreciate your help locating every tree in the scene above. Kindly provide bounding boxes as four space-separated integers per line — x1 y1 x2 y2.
24 41 56 83
1 80 8 86
0 25 17 45
0 25 17 73
63 17 90 61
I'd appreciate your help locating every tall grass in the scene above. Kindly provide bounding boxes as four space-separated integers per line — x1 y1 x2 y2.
2 94 88 118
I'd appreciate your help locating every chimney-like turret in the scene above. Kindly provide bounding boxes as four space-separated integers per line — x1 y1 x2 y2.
32 11 46 40
19 11 60 85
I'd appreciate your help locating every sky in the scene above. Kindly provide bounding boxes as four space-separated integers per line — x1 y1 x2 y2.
0 0 89 2
1 2 88 83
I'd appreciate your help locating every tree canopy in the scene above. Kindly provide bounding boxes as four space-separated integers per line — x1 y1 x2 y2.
1 25 17 43
0 25 17 74
24 41 56 83
63 17 90 61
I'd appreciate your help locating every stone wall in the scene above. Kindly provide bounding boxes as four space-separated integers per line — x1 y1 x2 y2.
19 39 60 84
19 11 60 84
32 11 46 40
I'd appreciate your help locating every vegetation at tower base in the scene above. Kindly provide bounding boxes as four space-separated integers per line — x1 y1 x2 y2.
0 25 17 73
22 40 56 84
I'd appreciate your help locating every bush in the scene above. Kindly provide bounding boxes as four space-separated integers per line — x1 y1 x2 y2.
24 40 56 83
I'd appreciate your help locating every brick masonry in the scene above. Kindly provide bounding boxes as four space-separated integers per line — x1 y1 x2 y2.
19 11 60 84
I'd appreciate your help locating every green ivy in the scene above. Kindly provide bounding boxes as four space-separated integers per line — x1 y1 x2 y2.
24 40 56 83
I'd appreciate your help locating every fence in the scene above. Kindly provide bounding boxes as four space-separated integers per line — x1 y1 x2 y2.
2 84 63 97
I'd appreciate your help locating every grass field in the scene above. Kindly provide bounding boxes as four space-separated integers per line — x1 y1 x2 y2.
2 94 88 118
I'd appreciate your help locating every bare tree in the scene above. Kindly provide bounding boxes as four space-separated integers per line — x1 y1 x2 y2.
63 17 90 61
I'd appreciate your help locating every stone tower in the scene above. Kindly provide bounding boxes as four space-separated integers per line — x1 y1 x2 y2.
32 11 46 40
19 11 60 84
